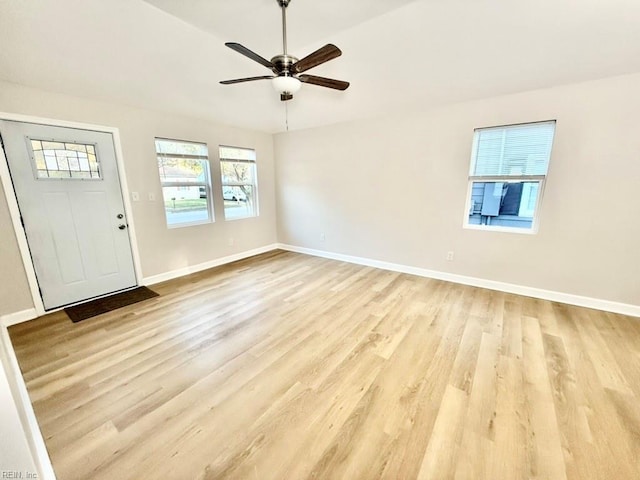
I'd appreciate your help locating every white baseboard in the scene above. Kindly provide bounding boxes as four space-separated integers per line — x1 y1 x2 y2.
278 243 640 318
1 308 38 327
0 325 57 479
4 243 638 323
1 245 281 326
142 243 280 286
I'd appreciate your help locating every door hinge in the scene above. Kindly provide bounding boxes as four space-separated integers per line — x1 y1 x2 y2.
20 215 25 229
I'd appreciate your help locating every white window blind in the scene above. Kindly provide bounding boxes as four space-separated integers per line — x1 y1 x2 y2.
156 139 208 161
219 145 256 164
470 121 556 177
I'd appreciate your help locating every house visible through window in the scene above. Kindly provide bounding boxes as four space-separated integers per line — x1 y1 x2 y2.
219 145 258 220
465 121 556 232
155 138 213 227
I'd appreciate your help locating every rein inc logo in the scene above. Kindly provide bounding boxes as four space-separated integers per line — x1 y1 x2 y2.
1 472 38 479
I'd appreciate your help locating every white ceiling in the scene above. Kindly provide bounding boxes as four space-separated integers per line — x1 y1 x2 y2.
1 0 640 134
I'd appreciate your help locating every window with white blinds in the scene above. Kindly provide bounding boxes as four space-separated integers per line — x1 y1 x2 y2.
465 121 556 233
155 138 213 228
219 145 258 220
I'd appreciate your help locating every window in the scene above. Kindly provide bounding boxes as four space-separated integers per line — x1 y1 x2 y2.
155 138 213 227
464 121 556 233
219 145 258 220
29 139 100 179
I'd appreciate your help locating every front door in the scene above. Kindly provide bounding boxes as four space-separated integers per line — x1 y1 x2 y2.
0 120 137 310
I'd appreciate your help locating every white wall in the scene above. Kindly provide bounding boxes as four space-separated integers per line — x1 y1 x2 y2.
0 368 37 476
0 325 50 478
0 360 37 476
275 73 640 307
0 80 278 316
0 181 32 314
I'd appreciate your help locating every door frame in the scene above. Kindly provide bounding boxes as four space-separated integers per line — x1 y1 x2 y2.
0 112 143 316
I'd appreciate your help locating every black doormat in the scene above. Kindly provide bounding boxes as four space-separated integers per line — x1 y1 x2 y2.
64 286 159 323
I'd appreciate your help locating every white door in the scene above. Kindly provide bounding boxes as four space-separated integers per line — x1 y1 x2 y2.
0 120 137 310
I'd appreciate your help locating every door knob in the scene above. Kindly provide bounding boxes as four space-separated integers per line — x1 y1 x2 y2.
118 224 127 230
117 213 124 219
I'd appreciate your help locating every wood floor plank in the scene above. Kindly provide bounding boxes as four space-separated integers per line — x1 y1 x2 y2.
487 355 527 479
551 304 640 479
521 315 568 480
417 384 468 480
7 250 640 480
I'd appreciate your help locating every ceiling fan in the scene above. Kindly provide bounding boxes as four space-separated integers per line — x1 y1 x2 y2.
220 0 350 101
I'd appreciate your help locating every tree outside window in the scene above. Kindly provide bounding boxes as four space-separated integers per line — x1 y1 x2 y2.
219 146 258 220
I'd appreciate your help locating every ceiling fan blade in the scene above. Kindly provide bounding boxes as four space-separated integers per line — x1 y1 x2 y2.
299 74 350 91
220 75 274 85
292 44 342 74
225 42 275 70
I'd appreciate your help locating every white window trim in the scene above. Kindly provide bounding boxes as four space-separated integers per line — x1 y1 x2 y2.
463 177 546 234
219 146 258 221
156 138 214 228
462 121 555 235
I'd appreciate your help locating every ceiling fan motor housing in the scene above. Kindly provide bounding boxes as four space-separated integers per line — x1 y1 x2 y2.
271 54 299 75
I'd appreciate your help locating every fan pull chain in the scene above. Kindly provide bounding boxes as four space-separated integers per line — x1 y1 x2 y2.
285 101 289 131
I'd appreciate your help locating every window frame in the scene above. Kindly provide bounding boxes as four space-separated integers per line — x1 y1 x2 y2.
462 120 555 235
27 138 102 180
155 137 214 229
219 145 259 221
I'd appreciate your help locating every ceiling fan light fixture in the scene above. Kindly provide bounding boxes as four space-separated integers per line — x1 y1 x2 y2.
272 75 301 94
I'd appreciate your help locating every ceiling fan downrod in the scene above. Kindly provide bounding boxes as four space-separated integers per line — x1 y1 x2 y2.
278 0 291 55
276 0 294 101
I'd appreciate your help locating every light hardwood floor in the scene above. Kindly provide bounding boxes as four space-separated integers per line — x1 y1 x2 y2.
9 250 640 479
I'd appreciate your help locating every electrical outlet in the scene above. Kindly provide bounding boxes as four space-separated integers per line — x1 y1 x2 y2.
446 251 454 261
131 191 140 201
320 232 326 241
228 237 235 246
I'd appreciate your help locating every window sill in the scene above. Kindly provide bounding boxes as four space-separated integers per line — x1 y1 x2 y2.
223 215 258 222
463 223 537 235
166 219 213 229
